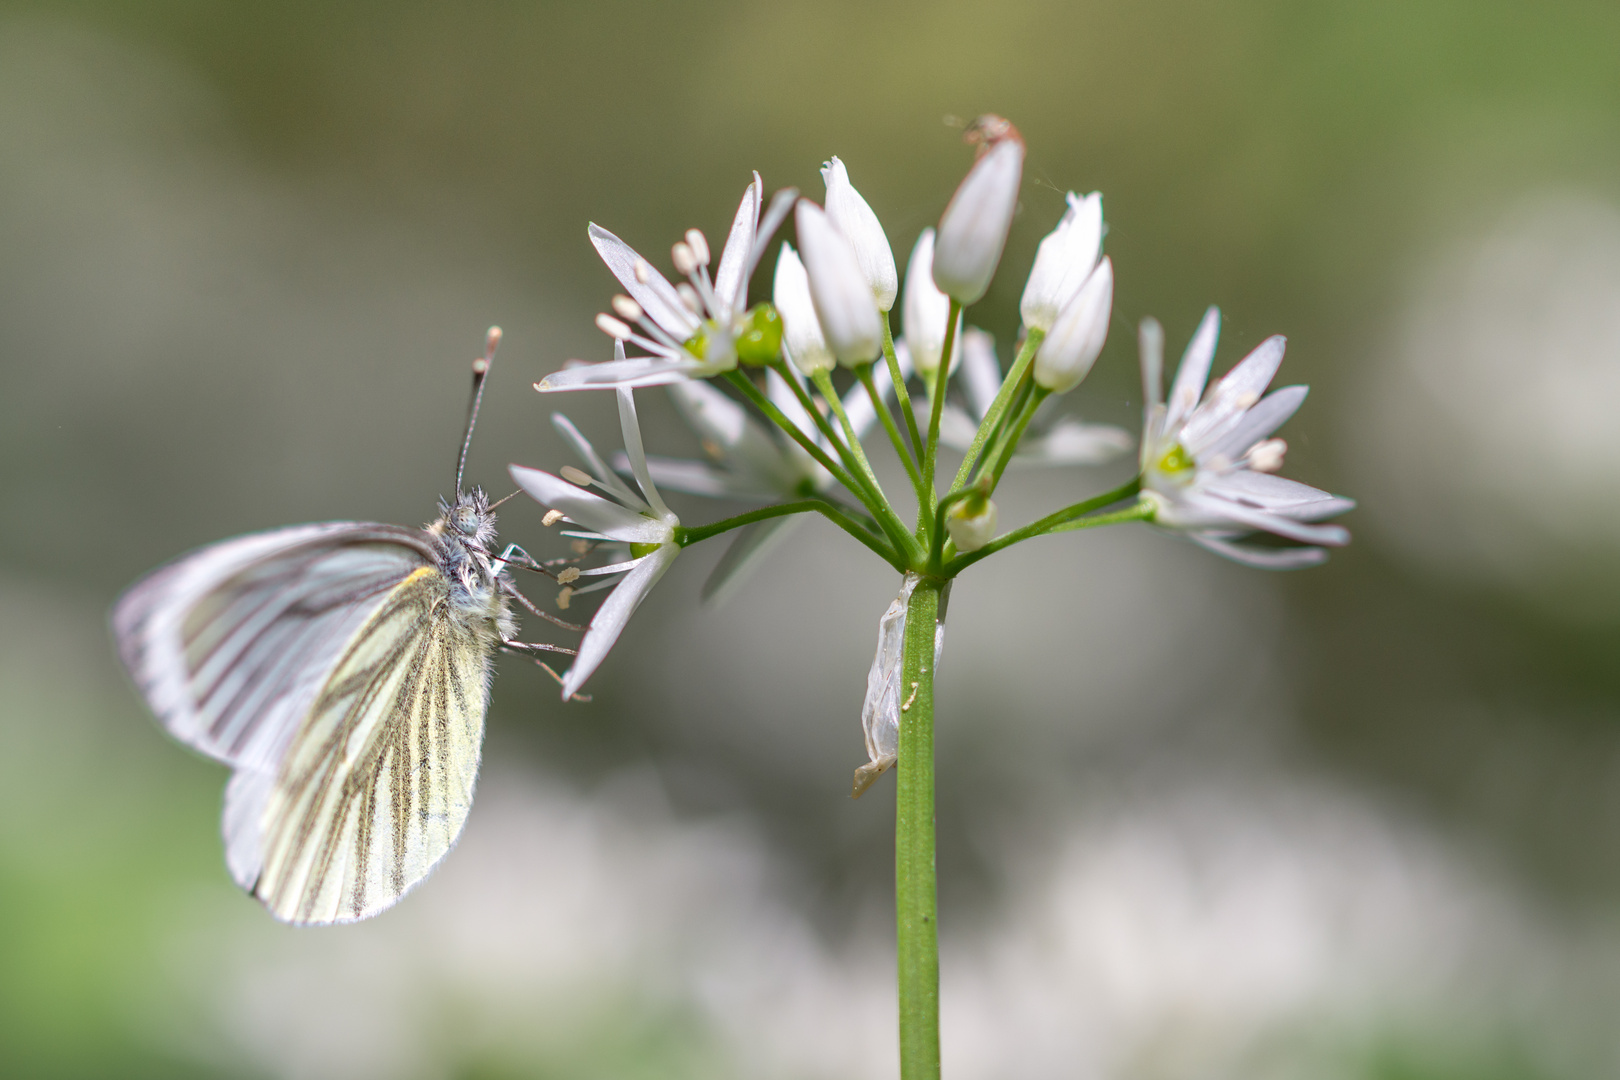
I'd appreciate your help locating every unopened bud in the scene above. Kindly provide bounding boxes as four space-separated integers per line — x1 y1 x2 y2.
945 494 998 552
774 243 836 375
822 156 898 311
1033 257 1113 394
932 129 1025 305
902 228 961 377
1020 192 1103 332
795 199 882 366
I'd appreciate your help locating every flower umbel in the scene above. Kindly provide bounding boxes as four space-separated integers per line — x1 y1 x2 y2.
509 384 681 697
1138 308 1354 567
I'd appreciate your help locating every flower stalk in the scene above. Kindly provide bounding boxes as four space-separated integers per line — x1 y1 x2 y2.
896 576 943 1080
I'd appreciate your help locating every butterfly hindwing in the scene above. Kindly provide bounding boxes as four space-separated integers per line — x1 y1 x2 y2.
250 566 492 924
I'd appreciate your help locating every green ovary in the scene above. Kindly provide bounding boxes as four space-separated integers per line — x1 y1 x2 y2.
629 542 662 558
1156 443 1195 476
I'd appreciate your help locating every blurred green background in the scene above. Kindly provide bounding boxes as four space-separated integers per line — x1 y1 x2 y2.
5 1 1620 1077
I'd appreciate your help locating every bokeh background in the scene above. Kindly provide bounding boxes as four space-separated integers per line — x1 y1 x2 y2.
5 2 1620 1077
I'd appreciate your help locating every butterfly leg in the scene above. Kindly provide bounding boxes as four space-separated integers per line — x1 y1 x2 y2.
498 645 593 704
500 577 584 632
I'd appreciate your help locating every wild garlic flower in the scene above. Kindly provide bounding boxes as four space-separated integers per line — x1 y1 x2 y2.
509 385 680 697
1033 256 1114 395
822 156 897 312
932 116 1025 305
935 328 1133 466
1138 308 1354 568
538 174 794 392
1020 192 1104 333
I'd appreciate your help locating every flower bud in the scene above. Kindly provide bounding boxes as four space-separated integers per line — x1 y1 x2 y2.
822 157 898 312
794 200 882 366
1033 257 1113 394
773 244 835 375
1020 192 1102 332
902 228 961 378
932 131 1025 305
945 493 997 552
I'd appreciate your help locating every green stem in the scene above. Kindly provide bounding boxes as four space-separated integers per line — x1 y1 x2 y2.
813 367 887 502
945 477 1145 574
983 385 1051 491
920 301 963 525
949 327 1044 493
722 370 862 503
883 313 925 465
857 362 927 508
896 576 942 1080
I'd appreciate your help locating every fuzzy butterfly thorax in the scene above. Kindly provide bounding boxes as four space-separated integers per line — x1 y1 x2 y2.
430 487 515 638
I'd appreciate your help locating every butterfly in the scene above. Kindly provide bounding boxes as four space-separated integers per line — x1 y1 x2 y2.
112 328 575 925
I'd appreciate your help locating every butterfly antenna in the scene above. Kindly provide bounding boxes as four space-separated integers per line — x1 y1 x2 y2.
456 326 502 498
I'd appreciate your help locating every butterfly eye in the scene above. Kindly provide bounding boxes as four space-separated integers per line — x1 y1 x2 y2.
452 507 480 534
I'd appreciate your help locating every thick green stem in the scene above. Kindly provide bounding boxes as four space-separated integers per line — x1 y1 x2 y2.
896 577 942 1080
949 327 1044 493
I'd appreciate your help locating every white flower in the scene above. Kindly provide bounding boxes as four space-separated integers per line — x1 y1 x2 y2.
1139 308 1354 568
821 156 897 311
509 386 680 697
902 228 961 379
538 174 795 391
852 574 947 798
1020 191 1104 333
932 117 1025 305
934 327 1133 466
795 199 883 366
635 362 905 603
1033 256 1113 394
773 243 836 376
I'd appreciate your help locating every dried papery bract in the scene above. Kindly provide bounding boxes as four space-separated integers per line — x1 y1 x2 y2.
932 116 1025 305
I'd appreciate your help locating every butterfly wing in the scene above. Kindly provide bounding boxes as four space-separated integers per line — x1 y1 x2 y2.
114 523 496 923
248 565 492 923
113 523 438 774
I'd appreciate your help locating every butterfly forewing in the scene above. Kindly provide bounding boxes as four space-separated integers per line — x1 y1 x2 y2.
113 524 437 774
251 566 490 924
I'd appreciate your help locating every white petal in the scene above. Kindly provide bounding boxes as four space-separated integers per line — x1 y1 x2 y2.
561 543 680 699
1190 532 1330 569
1181 335 1288 452
551 413 646 510
537 355 702 392
1198 385 1308 462
745 187 799 287
1033 257 1113 394
508 465 672 544
1189 491 1351 545
712 173 763 316
1019 190 1103 332
589 223 700 339
1166 305 1220 432
960 327 1002 420
617 388 673 521
902 229 961 377
637 455 767 499
1017 419 1134 465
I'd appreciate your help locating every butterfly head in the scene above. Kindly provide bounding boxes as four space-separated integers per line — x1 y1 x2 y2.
441 487 499 550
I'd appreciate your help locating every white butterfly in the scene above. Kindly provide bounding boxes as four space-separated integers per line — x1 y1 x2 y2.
112 328 573 925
